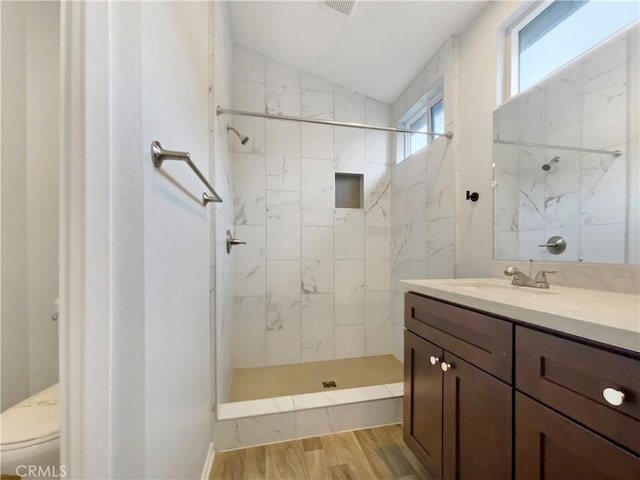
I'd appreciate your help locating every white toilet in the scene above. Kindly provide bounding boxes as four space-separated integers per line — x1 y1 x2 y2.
1 384 60 479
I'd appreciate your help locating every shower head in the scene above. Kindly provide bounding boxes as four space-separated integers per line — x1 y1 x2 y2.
542 156 560 171
227 124 249 145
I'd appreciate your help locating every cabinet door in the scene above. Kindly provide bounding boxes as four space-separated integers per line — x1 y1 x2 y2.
516 326 640 454
443 352 512 480
404 330 444 480
516 393 640 480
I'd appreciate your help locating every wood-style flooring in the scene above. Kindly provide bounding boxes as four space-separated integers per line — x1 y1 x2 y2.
210 423 430 480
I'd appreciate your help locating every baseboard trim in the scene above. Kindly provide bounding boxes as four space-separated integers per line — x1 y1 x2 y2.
201 441 215 480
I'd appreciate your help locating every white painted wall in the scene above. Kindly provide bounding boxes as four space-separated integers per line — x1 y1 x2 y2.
1 0 29 411
61 2 213 477
109 2 145 477
140 3 212 478
1 1 59 411
456 1 521 278
25 0 60 397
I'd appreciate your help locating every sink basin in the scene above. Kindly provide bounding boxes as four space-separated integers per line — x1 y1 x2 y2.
435 280 558 294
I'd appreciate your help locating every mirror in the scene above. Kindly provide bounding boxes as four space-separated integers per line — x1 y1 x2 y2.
493 22 638 265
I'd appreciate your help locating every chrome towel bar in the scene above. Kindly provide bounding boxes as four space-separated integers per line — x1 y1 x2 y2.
151 141 222 205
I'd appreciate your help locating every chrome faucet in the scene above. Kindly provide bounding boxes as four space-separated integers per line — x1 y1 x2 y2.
504 265 556 289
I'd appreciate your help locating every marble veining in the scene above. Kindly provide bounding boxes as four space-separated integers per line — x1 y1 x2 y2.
494 25 637 264
301 158 334 227
365 292 392 354
213 387 402 449
334 209 364 260
266 260 301 331
266 191 301 260
231 45 396 367
266 59 300 117
233 296 267 368
334 85 365 123
401 278 640 353
301 73 334 120
267 329 301 365
364 163 391 228
389 37 457 363
301 293 334 362
266 121 301 192
334 260 365 326
301 227 334 294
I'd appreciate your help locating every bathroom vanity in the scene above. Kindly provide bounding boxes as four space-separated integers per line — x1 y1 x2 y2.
401 278 640 480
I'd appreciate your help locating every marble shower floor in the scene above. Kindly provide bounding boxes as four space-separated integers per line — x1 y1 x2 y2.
227 355 403 402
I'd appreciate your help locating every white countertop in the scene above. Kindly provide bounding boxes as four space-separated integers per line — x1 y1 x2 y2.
400 278 640 354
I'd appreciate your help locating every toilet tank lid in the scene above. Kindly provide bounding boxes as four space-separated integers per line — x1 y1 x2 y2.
1 384 59 446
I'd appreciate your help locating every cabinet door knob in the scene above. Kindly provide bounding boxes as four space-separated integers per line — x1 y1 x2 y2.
603 387 625 406
440 362 453 372
429 356 440 366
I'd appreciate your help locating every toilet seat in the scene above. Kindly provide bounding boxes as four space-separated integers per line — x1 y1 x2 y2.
0 384 60 451
1 431 59 452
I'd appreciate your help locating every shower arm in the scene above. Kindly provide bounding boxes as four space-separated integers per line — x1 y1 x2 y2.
216 105 453 139
151 141 222 204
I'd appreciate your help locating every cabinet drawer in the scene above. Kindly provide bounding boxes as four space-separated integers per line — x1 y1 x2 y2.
516 326 640 454
405 292 512 383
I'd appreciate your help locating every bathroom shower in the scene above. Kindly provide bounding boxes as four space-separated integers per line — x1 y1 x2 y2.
226 124 250 145
542 156 560 171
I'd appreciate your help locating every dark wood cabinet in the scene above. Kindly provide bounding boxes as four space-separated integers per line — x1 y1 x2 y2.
404 291 640 480
442 352 512 480
404 331 443 478
404 307 512 480
515 392 640 480
405 292 513 382
516 326 640 454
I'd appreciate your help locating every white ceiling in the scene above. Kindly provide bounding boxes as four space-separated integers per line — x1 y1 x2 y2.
228 1 487 104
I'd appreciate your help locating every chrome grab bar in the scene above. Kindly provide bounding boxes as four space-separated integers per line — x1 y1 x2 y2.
151 141 222 205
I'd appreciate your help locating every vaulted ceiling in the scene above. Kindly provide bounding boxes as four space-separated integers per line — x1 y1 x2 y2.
229 1 487 104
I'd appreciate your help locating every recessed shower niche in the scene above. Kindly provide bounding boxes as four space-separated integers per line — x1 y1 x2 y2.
335 172 364 209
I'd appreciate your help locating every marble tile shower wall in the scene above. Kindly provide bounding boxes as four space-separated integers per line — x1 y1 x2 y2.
210 2 235 402
230 46 393 368
494 25 639 264
390 38 457 361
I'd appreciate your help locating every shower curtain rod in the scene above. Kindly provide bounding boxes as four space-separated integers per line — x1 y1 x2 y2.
216 106 453 139
494 139 622 157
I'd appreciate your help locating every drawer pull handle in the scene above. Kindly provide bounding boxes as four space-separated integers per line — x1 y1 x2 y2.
429 356 440 366
441 362 454 372
603 388 625 406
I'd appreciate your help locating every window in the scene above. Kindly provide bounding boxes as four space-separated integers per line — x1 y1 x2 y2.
408 110 427 155
430 99 444 137
398 81 444 162
507 0 639 97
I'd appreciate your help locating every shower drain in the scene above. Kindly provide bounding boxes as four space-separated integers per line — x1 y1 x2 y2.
322 380 337 388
